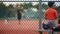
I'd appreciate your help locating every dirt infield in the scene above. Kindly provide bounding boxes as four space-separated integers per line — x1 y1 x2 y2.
0 19 60 34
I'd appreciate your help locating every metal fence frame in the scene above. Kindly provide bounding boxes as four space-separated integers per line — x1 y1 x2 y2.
0 0 60 2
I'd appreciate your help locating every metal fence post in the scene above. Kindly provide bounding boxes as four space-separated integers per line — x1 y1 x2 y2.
38 0 43 34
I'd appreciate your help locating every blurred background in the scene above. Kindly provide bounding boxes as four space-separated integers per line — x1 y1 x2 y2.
0 1 60 20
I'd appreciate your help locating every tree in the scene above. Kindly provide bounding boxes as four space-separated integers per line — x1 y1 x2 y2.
27 3 33 8
42 4 48 10
8 4 14 8
7 4 16 18
33 3 48 10
22 3 33 9
34 4 39 9
0 2 8 19
55 6 60 14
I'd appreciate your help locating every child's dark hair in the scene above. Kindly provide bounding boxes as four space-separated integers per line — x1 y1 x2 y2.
48 1 55 7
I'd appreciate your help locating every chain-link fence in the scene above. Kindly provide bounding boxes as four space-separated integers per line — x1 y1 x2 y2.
0 1 39 34
0 0 60 34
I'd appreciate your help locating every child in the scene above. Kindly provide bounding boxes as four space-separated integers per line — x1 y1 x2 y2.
17 6 22 24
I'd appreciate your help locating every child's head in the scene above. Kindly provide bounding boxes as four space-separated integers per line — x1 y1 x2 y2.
17 5 21 9
48 1 55 7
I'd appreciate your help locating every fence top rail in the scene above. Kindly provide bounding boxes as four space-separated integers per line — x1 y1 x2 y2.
0 0 60 2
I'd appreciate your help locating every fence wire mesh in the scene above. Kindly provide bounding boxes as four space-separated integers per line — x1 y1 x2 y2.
0 2 39 34
0 0 60 34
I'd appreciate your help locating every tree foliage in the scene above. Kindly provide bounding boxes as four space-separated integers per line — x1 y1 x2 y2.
0 2 60 19
0 2 8 18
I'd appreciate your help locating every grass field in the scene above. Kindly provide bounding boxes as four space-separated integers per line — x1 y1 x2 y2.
0 19 60 34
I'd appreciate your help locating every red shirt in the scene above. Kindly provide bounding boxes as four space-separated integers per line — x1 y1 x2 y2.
44 8 58 20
